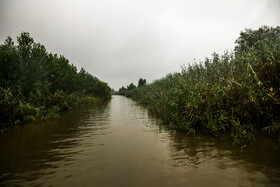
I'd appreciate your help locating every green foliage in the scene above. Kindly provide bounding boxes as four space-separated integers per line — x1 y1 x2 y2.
127 83 136 90
0 86 25 125
0 32 111 127
118 86 127 95
121 26 280 146
137 78 146 87
117 79 146 96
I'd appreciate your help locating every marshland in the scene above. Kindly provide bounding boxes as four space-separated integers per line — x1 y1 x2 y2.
1 0 280 186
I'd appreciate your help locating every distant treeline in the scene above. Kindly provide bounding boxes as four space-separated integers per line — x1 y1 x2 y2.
119 26 280 146
116 78 146 95
0 32 111 126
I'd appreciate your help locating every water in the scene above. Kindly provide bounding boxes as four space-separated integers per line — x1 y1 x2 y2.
0 96 280 186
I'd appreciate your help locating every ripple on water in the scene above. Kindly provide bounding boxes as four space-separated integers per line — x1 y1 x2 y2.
1 96 280 186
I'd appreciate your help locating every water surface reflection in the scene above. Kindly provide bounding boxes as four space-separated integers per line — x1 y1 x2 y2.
0 96 279 186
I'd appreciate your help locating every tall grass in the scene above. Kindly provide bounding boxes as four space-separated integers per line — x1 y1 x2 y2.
125 26 280 146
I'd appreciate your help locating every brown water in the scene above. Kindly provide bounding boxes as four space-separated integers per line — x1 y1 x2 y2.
0 96 280 186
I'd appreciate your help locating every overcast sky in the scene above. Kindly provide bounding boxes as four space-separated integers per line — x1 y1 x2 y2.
0 0 279 89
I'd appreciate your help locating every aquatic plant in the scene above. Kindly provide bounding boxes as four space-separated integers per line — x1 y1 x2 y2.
122 26 280 145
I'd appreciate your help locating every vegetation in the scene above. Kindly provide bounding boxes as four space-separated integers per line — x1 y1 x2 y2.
117 78 146 95
119 26 280 146
137 78 146 87
0 32 111 127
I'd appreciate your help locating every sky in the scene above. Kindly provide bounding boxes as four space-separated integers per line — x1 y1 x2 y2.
0 0 279 90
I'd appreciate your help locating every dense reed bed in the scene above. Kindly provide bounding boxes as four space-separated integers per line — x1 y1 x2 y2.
124 26 280 146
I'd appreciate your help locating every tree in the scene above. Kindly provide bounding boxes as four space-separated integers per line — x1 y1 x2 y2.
0 37 20 85
118 86 126 95
127 83 136 90
137 78 146 87
235 26 280 54
0 32 112 126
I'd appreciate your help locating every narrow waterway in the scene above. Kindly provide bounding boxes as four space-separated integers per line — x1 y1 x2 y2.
0 96 280 186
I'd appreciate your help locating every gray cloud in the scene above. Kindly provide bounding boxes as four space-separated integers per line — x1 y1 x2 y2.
0 0 279 89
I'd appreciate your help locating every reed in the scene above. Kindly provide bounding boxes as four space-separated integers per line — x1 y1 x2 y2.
124 26 280 146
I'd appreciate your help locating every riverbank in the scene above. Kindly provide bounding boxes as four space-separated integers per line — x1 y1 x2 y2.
0 32 111 127
118 26 280 146
0 86 110 128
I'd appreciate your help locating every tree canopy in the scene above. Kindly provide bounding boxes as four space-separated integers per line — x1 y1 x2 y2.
0 32 111 126
137 78 146 87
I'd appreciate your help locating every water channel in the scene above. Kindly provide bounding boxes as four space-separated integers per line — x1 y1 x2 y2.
1 96 280 186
